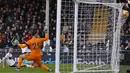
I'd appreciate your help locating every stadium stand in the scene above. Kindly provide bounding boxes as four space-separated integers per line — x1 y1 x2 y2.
0 0 129 52
88 8 108 44
0 0 57 49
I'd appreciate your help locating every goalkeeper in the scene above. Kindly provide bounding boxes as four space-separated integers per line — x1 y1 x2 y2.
15 26 53 72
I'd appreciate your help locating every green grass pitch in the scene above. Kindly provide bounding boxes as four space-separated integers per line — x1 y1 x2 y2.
0 64 130 73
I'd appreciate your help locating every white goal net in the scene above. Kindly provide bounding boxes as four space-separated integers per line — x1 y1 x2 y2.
55 0 125 73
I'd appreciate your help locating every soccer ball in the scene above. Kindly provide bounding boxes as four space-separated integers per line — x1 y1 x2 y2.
126 68 130 73
123 10 129 18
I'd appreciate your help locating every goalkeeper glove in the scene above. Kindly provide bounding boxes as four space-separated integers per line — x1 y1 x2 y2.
44 25 48 33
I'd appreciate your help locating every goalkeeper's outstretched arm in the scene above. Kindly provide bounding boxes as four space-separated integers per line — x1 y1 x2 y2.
12 39 27 48
18 44 27 48
41 33 49 42
39 25 49 42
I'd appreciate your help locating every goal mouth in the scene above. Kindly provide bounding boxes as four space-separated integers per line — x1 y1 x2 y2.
69 70 119 73
60 64 114 73
69 64 119 73
74 0 116 3
56 0 123 73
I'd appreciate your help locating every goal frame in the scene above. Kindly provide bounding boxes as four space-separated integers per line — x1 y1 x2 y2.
55 0 123 73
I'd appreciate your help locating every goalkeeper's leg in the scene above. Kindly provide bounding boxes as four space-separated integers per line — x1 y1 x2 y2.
16 54 29 71
17 55 24 68
35 60 53 72
16 54 53 72
16 55 23 71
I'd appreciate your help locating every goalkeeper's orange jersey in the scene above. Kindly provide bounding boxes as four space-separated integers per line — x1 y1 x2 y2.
19 33 49 56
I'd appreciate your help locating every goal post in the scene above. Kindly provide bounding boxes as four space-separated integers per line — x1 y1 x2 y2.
55 0 125 73
55 0 61 73
73 1 79 72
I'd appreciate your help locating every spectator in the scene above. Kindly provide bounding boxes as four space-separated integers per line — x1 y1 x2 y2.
63 45 69 53
0 33 5 48
62 23 69 35
0 0 55 49
42 43 53 55
42 43 53 52
43 39 50 47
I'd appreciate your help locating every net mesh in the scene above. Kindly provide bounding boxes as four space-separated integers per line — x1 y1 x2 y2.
77 0 115 3
77 3 113 70
60 0 74 73
59 0 123 73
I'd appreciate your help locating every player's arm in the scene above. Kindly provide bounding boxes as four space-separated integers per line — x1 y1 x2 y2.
18 44 27 48
39 25 49 42
12 39 27 48
40 33 49 42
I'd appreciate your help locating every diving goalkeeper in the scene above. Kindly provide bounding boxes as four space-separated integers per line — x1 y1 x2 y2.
15 26 53 72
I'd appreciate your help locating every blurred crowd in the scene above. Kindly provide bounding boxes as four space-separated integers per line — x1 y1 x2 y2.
0 0 57 51
0 0 71 53
120 1 130 50
0 0 130 52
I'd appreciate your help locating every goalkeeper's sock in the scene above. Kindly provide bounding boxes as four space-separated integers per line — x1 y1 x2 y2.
17 56 22 68
48 69 53 72
40 64 49 71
